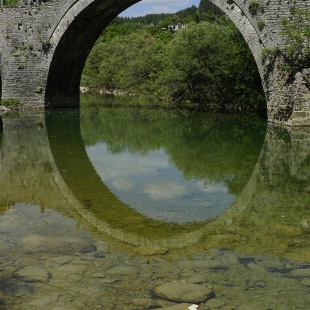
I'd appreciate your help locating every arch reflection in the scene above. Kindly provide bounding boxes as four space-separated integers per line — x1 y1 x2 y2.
45 100 266 252
79 97 266 224
0 108 309 260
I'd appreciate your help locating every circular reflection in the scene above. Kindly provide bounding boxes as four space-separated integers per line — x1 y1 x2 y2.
80 94 267 224
86 144 234 223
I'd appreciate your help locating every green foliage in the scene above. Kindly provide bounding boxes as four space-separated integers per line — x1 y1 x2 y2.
82 9 265 114
38 36 51 53
198 0 223 16
279 8 310 75
0 98 22 107
96 22 143 44
162 20 265 112
261 46 280 63
2 112 21 118
82 29 171 95
2 0 19 6
257 20 265 31
248 1 260 16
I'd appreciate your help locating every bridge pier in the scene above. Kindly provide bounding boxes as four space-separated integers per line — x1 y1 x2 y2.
0 0 310 125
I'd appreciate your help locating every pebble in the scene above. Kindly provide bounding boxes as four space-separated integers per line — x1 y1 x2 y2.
107 265 137 275
205 298 226 308
187 274 206 284
18 235 96 254
246 263 268 274
257 258 284 271
91 272 106 278
290 268 310 278
131 297 157 308
160 304 192 310
56 263 87 275
13 266 52 283
178 259 228 270
50 255 76 266
101 278 119 284
301 278 310 286
153 282 214 303
28 295 59 307
1 207 310 310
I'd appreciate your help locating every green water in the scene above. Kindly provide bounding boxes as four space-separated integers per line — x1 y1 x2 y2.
0 95 310 309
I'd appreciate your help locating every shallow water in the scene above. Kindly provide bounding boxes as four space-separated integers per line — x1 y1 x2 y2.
0 95 310 309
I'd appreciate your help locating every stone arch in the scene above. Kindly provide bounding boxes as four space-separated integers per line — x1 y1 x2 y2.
0 51 2 102
44 0 268 108
0 73 2 102
45 0 140 108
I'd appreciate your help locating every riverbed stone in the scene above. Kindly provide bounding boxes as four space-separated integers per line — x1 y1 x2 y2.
50 255 76 266
257 258 284 271
13 266 52 283
238 305 265 310
153 282 214 303
177 259 228 270
56 263 88 275
160 304 192 310
131 297 157 308
301 278 310 286
220 253 239 265
290 268 310 278
187 274 205 284
92 271 106 278
17 235 96 254
107 265 137 275
204 298 226 308
29 295 59 307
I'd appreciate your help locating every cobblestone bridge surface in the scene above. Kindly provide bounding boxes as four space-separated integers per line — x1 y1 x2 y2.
1 0 310 125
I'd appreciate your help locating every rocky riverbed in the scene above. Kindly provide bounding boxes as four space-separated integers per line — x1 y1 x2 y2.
0 204 310 310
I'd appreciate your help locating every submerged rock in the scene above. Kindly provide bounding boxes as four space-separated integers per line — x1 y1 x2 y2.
131 297 157 308
17 235 96 254
153 282 214 303
290 268 310 278
13 266 51 283
107 265 137 276
160 304 192 310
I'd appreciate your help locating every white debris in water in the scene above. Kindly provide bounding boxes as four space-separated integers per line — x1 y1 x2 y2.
188 305 199 310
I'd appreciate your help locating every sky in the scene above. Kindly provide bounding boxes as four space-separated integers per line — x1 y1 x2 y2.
120 0 200 17
86 142 233 223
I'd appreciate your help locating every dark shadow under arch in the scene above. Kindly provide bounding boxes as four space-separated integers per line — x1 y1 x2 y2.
45 0 140 108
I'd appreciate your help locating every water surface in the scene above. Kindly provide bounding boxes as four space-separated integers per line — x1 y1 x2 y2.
0 95 309 310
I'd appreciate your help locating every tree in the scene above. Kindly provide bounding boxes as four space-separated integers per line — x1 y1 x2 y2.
198 0 223 16
158 21 265 112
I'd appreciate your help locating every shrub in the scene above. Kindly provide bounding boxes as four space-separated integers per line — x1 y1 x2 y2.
257 20 265 31
249 1 260 16
0 98 22 107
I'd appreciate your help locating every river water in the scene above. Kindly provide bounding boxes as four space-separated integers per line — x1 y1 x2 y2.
0 93 309 309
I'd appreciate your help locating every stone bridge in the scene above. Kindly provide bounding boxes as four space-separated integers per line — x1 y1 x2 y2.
1 0 310 125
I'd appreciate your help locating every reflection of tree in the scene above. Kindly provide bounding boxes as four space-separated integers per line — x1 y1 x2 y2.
218 126 310 261
80 96 267 195
259 126 310 190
